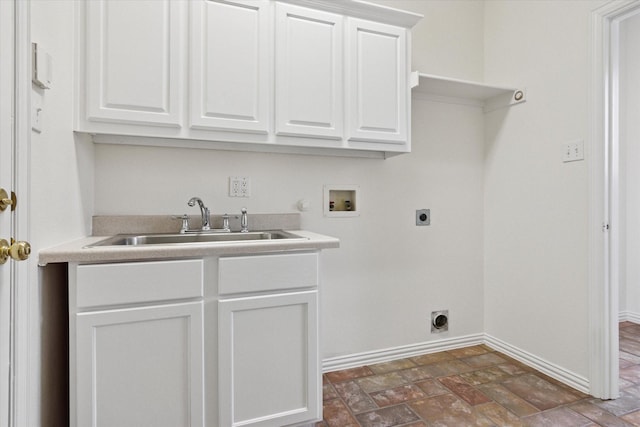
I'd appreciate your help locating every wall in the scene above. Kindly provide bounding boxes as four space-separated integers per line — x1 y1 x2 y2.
620 13 640 319
31 1 94 425
483 0 606 379
90 0 488 360
93 92 486 359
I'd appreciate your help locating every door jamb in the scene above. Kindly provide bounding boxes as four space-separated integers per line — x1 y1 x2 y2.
589 0 640 400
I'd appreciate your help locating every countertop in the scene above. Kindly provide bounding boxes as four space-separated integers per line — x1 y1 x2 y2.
38 230 340 266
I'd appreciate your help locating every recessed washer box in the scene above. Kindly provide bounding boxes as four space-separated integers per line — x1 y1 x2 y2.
324 185 359 217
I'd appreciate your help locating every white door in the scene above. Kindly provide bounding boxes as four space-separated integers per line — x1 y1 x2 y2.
274 3 343 139
218 291 320 427
0 1 31 425
0 0 15 424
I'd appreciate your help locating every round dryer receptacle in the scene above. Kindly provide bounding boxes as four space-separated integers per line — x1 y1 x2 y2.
433 314 448 329
431 310 449 333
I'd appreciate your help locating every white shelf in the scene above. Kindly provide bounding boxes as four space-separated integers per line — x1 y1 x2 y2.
411 72 526 112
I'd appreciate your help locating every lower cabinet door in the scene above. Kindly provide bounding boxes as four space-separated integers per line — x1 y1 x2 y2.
75 302 204 427
218 291 320 427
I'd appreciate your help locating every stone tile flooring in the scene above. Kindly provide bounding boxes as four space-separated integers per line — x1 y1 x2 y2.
316 322 640 426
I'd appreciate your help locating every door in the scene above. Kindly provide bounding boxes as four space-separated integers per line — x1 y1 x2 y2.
190 0 269 133
346 18 408 144
0 0 15 424
218 291 320 427
0 1 31 425
75 302 204 427
85 0 184 126
274 2 343 139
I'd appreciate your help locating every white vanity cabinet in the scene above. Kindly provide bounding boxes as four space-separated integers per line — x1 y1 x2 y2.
83 0 185 128
66 250 324 427
69 259 205 427
217 252 321 427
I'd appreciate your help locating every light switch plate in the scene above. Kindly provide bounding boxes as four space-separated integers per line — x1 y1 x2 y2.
562 140 584 162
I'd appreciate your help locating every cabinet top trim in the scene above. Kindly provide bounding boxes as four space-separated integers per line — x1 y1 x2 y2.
276 0 423 28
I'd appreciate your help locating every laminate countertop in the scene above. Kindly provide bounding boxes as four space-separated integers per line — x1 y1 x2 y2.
38 230 340 266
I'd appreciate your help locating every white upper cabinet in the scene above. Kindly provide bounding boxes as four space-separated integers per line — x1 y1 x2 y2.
346 19 408 145
77 0 422 157
274 3 343 139
190 0 269 133
85 0 183 127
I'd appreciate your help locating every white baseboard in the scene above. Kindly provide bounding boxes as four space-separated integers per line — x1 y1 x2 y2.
322 333 484 373
619 311 640 324
483 334 589 394
322 333 590 395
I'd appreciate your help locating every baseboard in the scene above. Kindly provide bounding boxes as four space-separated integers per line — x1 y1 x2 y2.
322 333 590 395
322 333 484 373
484 334 590 394
619 311 640 324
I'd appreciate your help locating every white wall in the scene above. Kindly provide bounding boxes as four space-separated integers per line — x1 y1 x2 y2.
95 96 487 357
31 1 95 425
30 0 623 413
620 13 640 318
28 0 488 365
483 0 606 379
31 1 94 249
373 0 485 81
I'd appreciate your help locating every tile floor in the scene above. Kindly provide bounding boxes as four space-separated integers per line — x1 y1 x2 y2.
316 321 640 426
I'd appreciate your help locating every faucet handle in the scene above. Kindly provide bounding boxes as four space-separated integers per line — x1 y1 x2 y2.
222 214 230 232
240 207 248 233
171 214 190 233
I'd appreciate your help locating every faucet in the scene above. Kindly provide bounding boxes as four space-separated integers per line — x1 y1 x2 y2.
188 197 211 231
240 207 248 232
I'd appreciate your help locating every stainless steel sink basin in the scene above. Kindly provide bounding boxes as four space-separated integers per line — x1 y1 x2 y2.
86 230 307 247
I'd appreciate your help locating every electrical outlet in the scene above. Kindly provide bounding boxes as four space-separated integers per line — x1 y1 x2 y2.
229 176 251 197
416 209 430 226
562 140 584 162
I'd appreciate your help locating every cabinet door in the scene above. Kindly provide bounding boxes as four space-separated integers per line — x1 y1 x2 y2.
75 302 204 427
219 291 320 427
346 18 408 144
85 0 184 126
190 0 269 133
275 3 343 139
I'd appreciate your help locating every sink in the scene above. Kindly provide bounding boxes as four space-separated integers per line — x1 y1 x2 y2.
86 230 307 247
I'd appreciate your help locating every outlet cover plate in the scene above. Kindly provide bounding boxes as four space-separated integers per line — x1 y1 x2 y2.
229 176 251 197
416 209 430 226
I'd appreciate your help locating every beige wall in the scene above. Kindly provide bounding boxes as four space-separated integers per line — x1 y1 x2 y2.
483 0 607 378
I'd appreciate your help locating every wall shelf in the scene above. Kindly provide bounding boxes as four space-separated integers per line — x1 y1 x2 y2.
411 72 526 112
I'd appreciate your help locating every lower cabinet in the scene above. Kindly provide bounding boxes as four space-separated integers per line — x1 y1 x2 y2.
218 290 320 427
75 302 204 427
69 252 321 427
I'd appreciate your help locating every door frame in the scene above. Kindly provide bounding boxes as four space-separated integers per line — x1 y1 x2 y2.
589 0 640 400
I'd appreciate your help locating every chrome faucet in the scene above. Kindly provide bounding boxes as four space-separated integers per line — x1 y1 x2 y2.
188 197 211 231
240 207 248 232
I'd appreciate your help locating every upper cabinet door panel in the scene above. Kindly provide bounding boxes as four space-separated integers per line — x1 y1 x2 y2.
190 0 269 133
275 3 343 139
86 0 183 127
347 19 407 144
